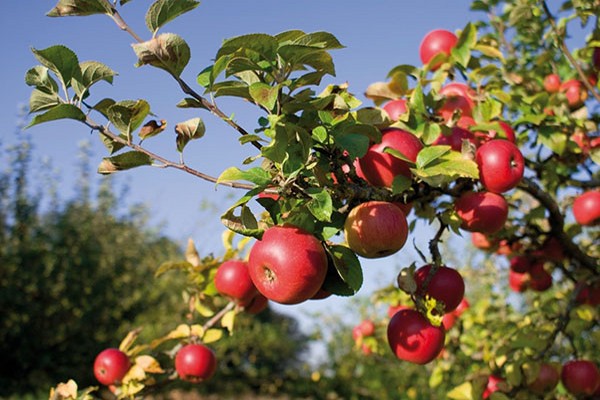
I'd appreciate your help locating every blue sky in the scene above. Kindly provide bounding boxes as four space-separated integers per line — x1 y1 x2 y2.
2 1 483 339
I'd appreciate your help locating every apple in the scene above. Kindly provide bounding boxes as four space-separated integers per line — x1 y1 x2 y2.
594 47 600 70
528 362 560 394
529 263 552 292
471 232 498 251
248 225 328 305
572 190 600 226
361 343 373 356
438 83 476 122
561 360 600 396
353 319 376 340
214 259 258 304
344 201 409 258
509 255 534 273
241 293 269 314
455 191 508 234
175 343 217 383
575 281 600 306
543 74 561 93
454 298 470 316
483 375 505 399
560 79 588 109
414 264 465 313
441 312 457 330
532 236 565 263
393 201 413 216
509 269 529 293
419 29 458 70
382 99 407 121
310 287 332 300
93 348 131 386
358 128 423 187
433 126 477 152
476 139 525 193
387 304 410 318
496 239 522 256
476 120 516 144
387 308 445 364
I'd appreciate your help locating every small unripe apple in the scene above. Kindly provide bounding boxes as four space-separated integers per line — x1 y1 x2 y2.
455 191 509 234
93 348 131 386
419 29 458 70
248 225 328 305
175 343 217 383
572 190 600 226
476 139 525 193
382 99 407 121
543 74 561 93
561 360 600 396
414 265 465 313
387 308 445 364
344 201 409 258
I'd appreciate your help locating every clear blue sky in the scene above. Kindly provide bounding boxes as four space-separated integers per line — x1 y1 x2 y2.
2 1 484 342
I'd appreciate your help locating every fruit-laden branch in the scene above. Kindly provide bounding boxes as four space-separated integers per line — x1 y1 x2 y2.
100 0 263 151
517 177 599 272
541 0 600 103
84 117 256 190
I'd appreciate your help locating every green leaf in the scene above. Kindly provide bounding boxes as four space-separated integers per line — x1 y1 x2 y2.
176 97 205 109
335 133 369 159
452 22 477 68
27 104 86 128
47 0 112 17
72 60 117 99
145 0 200 33
97 151 153 174
220 194 264 239
416 145 451 168
326 245 363 295
25 66 59 94
217 167 271 186
249 82 278 110
447 382 474 400
474 44 504 60
261 127 288 164
590 147 600 166
106 100 151 139
293 31 344 50
216 34 278 61
91 98 116 119
305 188 333 222
537 127 567 155
29 89 62 113
175 117 206 152
132 33 191 77
31 45 81 91
413 151 479 186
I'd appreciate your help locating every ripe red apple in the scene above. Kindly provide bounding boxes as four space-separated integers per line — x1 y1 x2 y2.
358 128 423 187
344 201 409 258
214 260 258 304
543 74 561 93
529 263 552 292
93 348 131 386
414 264 465 313
533 236 565 263
528 362 560 394
353 319 376 340
560 79 588 109
433 126 477 152
383 99 408 121
441 312 457 330
561 360 600 396
248 225 328 305
476 139 525 193
572 190 600 226
455 191 509 234
387 308 445 364
438 83 476 121
419 29 458 70
509 269 529 293
471 232 498 251
175 343 217 383
509 255 534 273
483 375 505 399
454 298 470 316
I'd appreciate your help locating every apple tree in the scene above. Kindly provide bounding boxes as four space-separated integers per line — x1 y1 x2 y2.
24 0 599 398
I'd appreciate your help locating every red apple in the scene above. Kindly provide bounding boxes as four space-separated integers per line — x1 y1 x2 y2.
438 83 476 121
455 191 509 234
433 126 477 152
214 260 258 304
344 201 409 258
353 319 376 339
476 139 525 193
387 308 445 364
358 128 423 187
575 281 600 306
533 236 565 263
543 74 561 93
441 312 457 330
383 99 408 121
528 362 560 394
573 190 600 226
93 348 131 386
561 360 600 396
509 255 534 273
175 343 217 383
476 120 516 144
419 29 458 70
414 265 465 313
560 79 588 109
454 298 470 316
387 304 411 318
593 47 600 70
529 263 552 292
248 225 328 305
471 232 498 251
509 269 529 293
242 293 269 314
496 239 522 256
361 343 373 356
483 375 505 399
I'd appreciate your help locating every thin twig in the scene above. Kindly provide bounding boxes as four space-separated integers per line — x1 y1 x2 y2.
202 301 236 332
